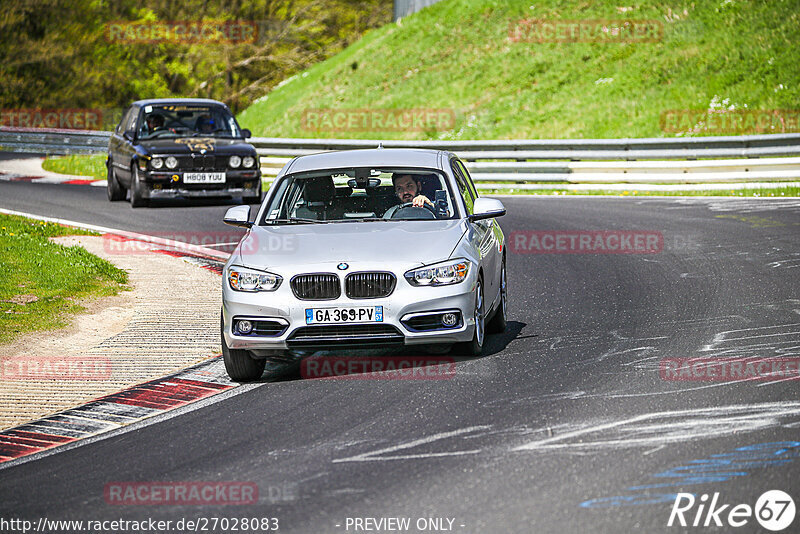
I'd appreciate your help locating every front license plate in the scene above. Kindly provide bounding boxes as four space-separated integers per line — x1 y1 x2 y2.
305 306 384 325
183 172 226 184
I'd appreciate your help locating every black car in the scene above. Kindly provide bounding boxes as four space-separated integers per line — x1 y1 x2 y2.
107 98 262 207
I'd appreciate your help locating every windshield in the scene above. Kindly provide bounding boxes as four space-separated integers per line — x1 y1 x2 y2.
260 168 459 224
137 104 242 139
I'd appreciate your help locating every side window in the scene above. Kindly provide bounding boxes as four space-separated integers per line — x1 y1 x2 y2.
451 159 475 214
125 106 140 136
116 107 131 135
454 159 479 200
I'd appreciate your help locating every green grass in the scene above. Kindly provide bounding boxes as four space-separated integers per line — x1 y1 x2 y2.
481 185 800 196
238 0 800 140
0 214 128 344
41 154 106 180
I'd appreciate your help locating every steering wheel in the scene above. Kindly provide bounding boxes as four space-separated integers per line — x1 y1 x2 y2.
388 202 437 220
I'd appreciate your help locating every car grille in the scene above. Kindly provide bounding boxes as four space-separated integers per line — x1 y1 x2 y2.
291 274 341 300
345 272 396 299
286 324 404 348
252 320 288 337
176 155 226 171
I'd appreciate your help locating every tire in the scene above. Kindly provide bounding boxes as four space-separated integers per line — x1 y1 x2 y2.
130 165 148 208
106 163 126 201
487 258 507 334
453 276 484 357
221 314 266 382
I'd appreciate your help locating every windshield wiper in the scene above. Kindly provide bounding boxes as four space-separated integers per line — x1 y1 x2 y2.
330 217 390 223
262 217 326 225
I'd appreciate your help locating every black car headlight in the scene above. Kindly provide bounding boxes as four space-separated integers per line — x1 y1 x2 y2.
165 156 179 169
151 157 163 170
229 155 242 168
242 156 256 168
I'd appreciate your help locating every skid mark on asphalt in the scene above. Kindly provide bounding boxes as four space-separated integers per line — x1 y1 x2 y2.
328 403 800 464
332 426 491 463
513 402 800 452
670 198 800 213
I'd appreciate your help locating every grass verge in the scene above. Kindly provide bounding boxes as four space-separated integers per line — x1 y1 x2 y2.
239 0 800 140
480 185 800 197
41 154 106 180
0 213 128 344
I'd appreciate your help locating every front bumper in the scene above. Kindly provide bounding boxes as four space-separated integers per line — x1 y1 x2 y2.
140 169 261 198
221 263 478 356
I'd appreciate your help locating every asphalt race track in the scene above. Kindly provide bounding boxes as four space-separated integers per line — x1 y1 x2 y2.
1 175 799 533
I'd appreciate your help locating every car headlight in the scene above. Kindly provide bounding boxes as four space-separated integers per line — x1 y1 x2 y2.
242 156 256 168
151 157 163 169
405 259 471 286
228 266 282 292
229 155 242 168
165 156 178 169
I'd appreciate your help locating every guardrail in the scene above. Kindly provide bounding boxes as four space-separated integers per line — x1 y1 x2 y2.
2 127 800 185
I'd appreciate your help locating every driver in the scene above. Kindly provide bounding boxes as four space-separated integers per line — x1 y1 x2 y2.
145 113 164 133
195 114 215 133
382 173 437 219
392 173 432 208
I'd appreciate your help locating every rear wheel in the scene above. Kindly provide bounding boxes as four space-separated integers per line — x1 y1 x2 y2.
221 314 266 382
106 163 126 201
487 258 507 334
130 165 148 208
453 277 484 357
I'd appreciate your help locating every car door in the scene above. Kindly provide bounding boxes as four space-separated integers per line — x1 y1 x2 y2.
451 158 500 305
111 105 140 187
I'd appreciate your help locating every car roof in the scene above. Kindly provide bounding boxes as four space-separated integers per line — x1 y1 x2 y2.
132 98 229 109
286 148 451 174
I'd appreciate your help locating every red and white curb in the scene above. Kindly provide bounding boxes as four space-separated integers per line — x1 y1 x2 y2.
0 210 244 466
0 357 236 464
0 171 102 185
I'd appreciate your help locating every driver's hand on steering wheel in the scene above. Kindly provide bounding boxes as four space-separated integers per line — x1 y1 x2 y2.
412 195 433 208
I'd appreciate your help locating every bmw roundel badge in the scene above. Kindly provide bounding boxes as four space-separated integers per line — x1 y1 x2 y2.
337 263 349 270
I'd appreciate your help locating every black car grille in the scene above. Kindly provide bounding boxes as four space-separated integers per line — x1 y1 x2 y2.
286 324 404 348
173 155 226 171
251 320 288 337
291 274 341 300
345 272 396 299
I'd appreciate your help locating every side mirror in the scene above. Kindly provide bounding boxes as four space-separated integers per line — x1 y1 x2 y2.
223 205 253 228
468 198 506 222
241 128 252 139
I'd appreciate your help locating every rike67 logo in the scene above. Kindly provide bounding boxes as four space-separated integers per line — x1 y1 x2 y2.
668 490 795 531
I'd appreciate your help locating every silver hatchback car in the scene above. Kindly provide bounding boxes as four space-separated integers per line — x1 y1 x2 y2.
221 148 507 381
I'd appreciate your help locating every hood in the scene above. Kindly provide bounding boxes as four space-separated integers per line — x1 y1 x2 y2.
233 220 467 271
139 137 255 155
